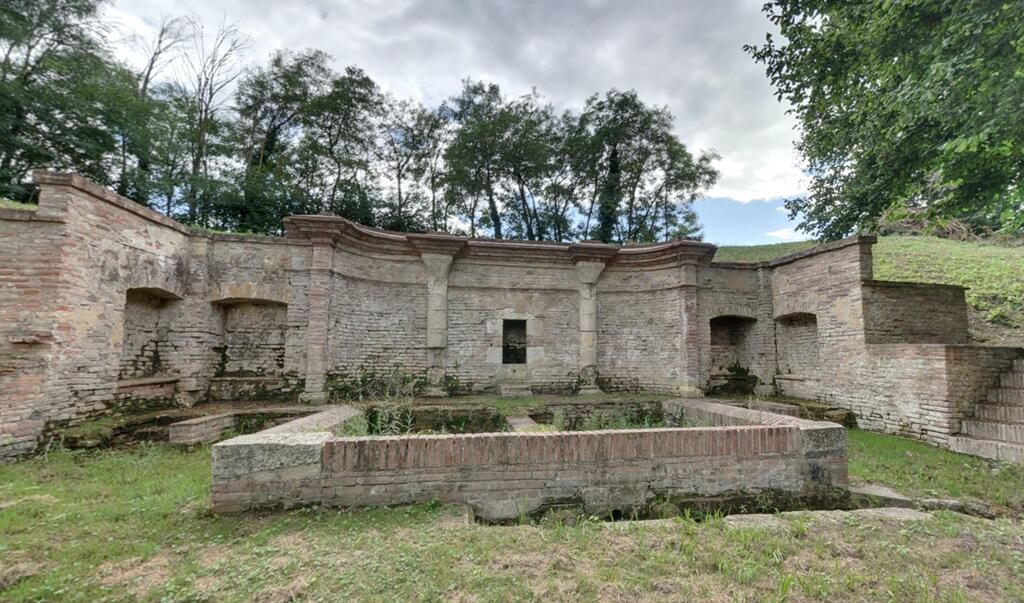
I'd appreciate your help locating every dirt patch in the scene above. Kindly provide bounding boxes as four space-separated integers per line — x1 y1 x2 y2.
0 494 59 509
99 553 172 597
253 575 308 603
198 544 231 567
0 552 44 590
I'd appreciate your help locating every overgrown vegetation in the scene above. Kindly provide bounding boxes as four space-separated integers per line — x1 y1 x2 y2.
2 436 1023 600
0 198 36 211
873 236 1024 340
747 1 1024 238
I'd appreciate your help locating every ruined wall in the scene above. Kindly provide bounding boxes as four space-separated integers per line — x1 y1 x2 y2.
700 265 775 391
596 265 702 393
119 289 177 379
327 248 428 386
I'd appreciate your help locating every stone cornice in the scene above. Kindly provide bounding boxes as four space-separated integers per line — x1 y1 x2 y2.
33 170 193 235
285 214 718 267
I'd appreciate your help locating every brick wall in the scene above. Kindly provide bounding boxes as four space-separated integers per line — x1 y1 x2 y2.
211 398 846 520
863 281 970 344
3 173 1020 459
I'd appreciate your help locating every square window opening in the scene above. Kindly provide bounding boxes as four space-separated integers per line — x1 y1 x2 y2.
502 319 527 364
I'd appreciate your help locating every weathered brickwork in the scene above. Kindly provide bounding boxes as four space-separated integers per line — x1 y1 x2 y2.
2 172 1021 460
862 281 970 344
210 399 846 518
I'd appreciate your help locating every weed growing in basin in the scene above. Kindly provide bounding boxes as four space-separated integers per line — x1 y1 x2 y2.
576 407 664 431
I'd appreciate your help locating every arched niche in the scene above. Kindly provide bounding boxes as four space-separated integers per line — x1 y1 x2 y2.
210 298 289 379
709 315 758 374
775 312 820 379
119 287 181 379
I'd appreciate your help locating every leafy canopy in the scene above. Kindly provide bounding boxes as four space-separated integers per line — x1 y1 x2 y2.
747 0 1024 239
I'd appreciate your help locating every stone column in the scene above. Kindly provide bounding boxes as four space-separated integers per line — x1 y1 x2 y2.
300 240 333 404
421 253 454 396
677 263 704 397
575 261 606 394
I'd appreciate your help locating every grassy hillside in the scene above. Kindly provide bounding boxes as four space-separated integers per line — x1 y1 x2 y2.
714 235 1024 345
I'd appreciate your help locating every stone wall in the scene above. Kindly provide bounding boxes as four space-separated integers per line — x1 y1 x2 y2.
211 398 846 519
2 172 1021 459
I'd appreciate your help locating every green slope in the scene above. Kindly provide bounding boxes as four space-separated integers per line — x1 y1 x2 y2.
714 235 1024 345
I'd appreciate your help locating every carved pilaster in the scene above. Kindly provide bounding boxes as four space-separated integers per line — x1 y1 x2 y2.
575 261 607 394
300 240 333 403
420 253 454 396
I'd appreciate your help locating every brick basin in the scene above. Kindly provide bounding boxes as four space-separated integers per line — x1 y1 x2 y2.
211 399 847 521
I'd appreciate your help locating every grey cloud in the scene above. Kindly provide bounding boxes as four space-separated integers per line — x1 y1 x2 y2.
109 0 801 199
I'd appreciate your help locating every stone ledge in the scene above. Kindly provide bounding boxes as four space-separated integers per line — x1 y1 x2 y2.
116 376 179 390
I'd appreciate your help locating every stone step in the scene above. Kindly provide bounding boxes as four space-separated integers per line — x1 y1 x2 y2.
999 372 1024 389
988 387 1024 405
961 420 1024 444
972 404 1024 423
499 383 533 398
948 436 1024 463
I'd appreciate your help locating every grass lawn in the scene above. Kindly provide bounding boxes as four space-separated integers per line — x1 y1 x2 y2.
3 432 1024 601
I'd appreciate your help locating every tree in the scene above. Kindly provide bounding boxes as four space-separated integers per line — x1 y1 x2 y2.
233 49 332 232
583 90 719 243
0 0 140 198
375 97 428 231
409 106 452 231
293 66 379 223
446 80 507 239
172 17 246 225
747 0 1024 239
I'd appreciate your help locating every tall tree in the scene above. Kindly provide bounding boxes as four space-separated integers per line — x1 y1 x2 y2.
293 66 379 223
172 17 246 224
0 0 138 198
446 80 507 239
583 90 719 243
233 49 332 232
747 0 1024 239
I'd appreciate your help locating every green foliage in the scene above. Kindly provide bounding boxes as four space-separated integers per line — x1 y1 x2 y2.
576 407 664 431
747 1 1024 239
873 236 1024 333
0 0 151 199
324 368 426 401
712 240 817 263
0 198 35 210
1 3 719 241
363 403 416 436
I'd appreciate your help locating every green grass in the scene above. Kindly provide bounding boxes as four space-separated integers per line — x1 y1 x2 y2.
873 236 1024 331
2 433 1024 601
847 429 1024 509
715 234 1024 340
712 240 818 262
0 198 37 211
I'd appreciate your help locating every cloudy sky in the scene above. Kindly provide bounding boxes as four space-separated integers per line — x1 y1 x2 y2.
106 0 809 245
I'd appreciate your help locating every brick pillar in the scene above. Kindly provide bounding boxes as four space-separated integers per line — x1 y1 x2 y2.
678 263 704 397
300 240 333 404
575 261 606 394
421 253 453 397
